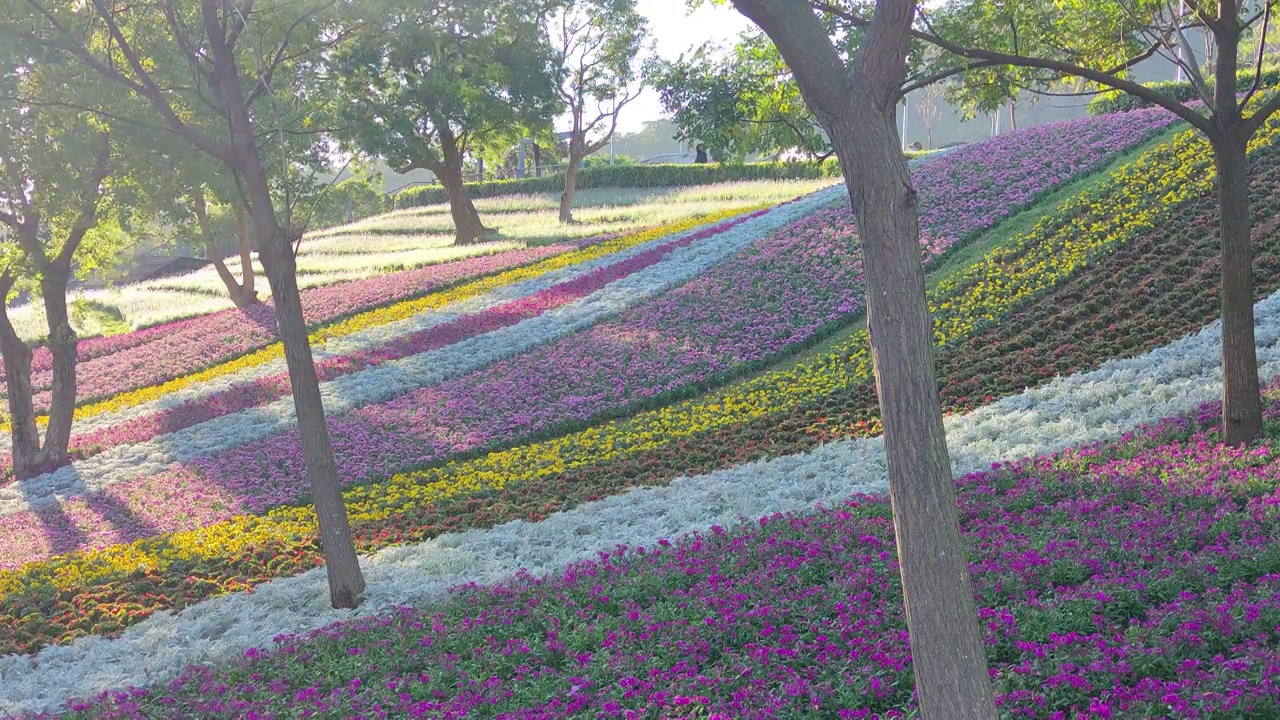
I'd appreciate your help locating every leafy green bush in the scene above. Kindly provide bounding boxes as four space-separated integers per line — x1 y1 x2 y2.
311 176 386 229
1088 67 1280 115
391 160 842 209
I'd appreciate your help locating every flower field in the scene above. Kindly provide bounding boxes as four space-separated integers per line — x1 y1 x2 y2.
38 393 1280 719
0 109 1178 573
15 104 1280 718
0 108 1191 668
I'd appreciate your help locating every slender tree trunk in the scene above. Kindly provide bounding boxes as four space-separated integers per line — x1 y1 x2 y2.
831 103 997 717
192 190 258 308
0 279 42 480
1214 131 1263 444
200 0 364 607
1008 102 1018 130
36 266 76 474
560 156 581 223
255 220 365 607
238 209 256 298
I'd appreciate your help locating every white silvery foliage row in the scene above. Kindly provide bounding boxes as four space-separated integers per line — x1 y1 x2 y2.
56 213 794 440
1 283 1275 716
0 186 846 517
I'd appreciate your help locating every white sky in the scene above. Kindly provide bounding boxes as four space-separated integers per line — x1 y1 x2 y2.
618 0 756 133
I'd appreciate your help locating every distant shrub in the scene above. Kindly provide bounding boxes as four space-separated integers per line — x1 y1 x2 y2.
391 160 843 209
311 177 385 229
1088 67 1280 115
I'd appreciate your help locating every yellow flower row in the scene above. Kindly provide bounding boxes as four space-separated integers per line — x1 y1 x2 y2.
19 206 764 431
0 127 1224 606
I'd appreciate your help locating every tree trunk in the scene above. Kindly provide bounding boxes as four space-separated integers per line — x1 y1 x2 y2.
0 283 42 480
238 209 256 299
255 222 365 608
192 190 258 308
199 0 365 607
437 163 486 245
725 0 999 711
36 266 76 474
831 104 997 717
1214 131 1263 444
436 126 487 245
1008 102 1018 130
559 157 581 224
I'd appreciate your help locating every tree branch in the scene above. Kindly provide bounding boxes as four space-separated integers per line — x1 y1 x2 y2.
55 132 112 268
1243 0 1273 107
908 19 1214 133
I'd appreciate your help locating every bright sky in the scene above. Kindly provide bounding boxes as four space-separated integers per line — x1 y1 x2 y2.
619 0 756 133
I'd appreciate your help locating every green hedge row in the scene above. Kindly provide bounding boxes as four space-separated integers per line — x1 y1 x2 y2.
1088 67 1280 115
390 160 843 209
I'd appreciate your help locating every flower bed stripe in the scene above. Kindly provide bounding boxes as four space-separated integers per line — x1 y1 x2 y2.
0 189 842 535
2 281 1277 716
26 213 756 449
2 245 570 409
2 209 761 435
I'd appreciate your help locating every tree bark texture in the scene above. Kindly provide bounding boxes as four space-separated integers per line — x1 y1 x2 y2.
729 1 997 716
256 225 365 608
1211 8 1264 445
0 265 79 479
38 267 76 473
0 276 42 479
1215 132 1261 445
437 162 486 245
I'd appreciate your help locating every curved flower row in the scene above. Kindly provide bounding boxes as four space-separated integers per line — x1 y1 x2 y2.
31 236 608 375
4 208 759 434
0 206 783 481
2 111 1180 511
2 244 571 409
0 118 1196 656
29 208 766 448
64 414 1280 718
0 188 843 545
4 279 1280 717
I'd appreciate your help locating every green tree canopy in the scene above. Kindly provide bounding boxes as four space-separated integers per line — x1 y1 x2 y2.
327 0 561 242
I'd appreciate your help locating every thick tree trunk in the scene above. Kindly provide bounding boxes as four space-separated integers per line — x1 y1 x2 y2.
436 126 487 245
1211 15 1263 446
36 267 76 474
0 282 42 479
726 0 997 713
437 164 486 245
831 105 997 718
1214 131 1263 444
559 158 581 223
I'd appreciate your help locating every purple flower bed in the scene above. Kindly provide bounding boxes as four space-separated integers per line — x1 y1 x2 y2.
0 108 1181 568
914 107 1176 248
42 395 1280 719
2 244 574 411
